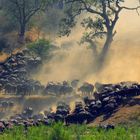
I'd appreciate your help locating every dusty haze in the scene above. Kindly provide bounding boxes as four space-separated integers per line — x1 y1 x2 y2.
33 0 140 85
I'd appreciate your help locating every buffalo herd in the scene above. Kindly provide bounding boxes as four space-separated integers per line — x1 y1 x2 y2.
0 50 44 96
0 81 140 132
0 50 95 96
44 81 95 96
0 101 14 111
0 51 140 132
0 49 113 97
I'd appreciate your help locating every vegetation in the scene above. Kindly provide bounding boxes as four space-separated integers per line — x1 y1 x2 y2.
27 39 52 59
30 8 65 40
0 123 140 140
0 0 140 66
0 0 64 53
1 0 55 42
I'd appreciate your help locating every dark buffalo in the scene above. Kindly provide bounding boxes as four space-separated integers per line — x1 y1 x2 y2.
78 82 94 96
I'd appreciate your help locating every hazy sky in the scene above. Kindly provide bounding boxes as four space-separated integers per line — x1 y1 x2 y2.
116 0 140 40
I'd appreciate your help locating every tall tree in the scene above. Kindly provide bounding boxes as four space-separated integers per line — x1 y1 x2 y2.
60 0 140 70
3 0 54 42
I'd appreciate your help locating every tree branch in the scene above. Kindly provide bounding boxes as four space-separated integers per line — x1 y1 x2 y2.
65 0 103 17
121 6 140 15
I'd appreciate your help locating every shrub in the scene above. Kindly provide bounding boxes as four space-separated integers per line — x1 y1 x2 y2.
27 39 52 59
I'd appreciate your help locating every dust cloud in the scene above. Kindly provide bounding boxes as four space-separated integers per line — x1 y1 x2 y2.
33 0 140 85
33 34 140 85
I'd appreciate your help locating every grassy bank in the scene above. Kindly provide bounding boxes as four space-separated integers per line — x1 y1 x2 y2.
0 123 140 140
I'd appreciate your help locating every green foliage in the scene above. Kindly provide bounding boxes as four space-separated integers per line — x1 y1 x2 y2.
48 123 71 140
27 39 52 59
3 0 48 20
59 1 81 37
0 123 140 140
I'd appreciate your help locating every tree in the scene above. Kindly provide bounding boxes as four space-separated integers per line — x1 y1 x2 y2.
30 5 65 40
60 0 140 70
3 0 54 42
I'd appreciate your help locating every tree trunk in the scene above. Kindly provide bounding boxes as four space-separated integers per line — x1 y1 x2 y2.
18 23 26 43
95 31 113 71
100 32 113 61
